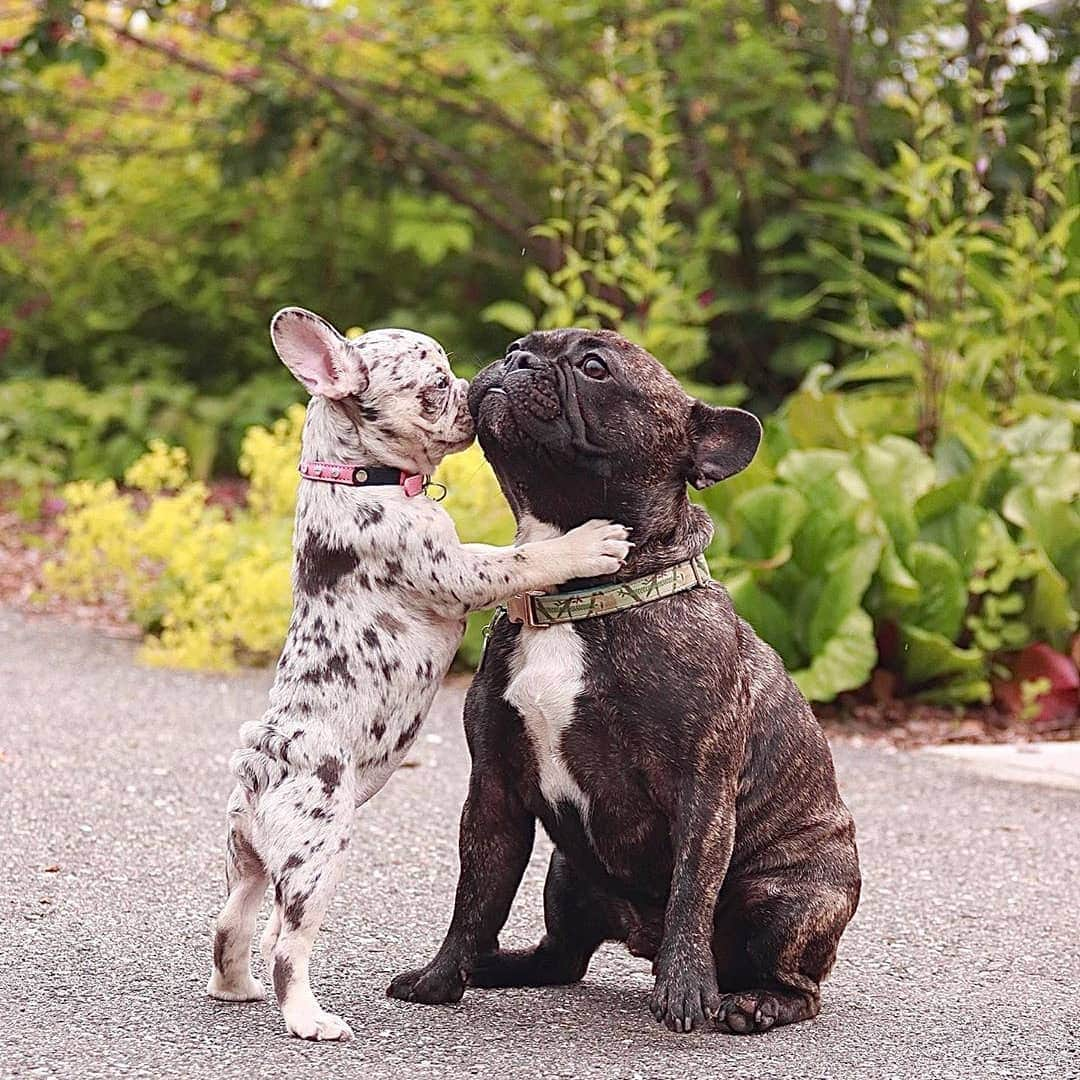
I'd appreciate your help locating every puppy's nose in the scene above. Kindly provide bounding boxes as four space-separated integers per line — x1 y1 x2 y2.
504 349 539 372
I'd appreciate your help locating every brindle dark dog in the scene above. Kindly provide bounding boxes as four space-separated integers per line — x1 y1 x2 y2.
388 329 860 1035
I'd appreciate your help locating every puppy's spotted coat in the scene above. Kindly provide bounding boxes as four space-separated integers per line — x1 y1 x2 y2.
206 308 630 1041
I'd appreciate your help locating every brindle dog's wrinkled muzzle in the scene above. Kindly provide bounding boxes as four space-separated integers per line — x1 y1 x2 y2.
469 353 608 471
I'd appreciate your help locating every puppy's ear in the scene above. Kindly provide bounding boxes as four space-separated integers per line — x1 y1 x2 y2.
685 402 762 489
269 307 368 399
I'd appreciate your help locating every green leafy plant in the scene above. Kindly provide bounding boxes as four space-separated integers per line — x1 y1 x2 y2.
702 385 1078 704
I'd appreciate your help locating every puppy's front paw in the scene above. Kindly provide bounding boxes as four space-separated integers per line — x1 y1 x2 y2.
650 958 721 1033
386 960 466 1005
285 1008 354 1042
562 519 632 578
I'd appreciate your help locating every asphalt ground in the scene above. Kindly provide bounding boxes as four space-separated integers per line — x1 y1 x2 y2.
1 607 1078 1080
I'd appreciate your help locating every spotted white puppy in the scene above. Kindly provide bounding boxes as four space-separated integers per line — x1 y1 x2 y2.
206 307 630 1041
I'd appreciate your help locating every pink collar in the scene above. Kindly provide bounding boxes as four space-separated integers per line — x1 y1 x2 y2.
299 460 428 497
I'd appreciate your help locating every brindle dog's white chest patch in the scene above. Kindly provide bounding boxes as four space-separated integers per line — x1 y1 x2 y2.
505 624 590 820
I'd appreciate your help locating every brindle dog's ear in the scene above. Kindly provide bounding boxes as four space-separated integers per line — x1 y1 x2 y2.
270 307 369 400
685 402 762 489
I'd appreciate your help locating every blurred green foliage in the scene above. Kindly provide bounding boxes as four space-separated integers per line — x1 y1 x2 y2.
1 1 1076 406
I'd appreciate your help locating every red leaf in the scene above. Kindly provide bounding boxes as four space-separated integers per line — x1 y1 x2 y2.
993 643 1079 723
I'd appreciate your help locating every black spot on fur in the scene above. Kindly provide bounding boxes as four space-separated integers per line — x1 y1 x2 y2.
299 651 355 687
212 928 229 973
384 558 403 577
283 890 309 931
283 853 304 872
371 716 387 740
273 955 293 1003
360 404 379 421
295 535 360 595
376 610 405 636
362 627 381 650
395 711 425 752
355 504 385 531
315 756 343 797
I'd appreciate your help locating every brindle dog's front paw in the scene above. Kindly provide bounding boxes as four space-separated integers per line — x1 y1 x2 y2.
649 959 721 1033
386 960 466 1005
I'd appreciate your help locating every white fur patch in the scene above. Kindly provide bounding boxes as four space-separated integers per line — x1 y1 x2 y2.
505 515 590 821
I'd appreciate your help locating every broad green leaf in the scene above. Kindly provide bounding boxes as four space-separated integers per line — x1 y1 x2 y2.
994 416 1073 455
1002 485 1080 588
778 449 876 574
876 540 921 607
1011 452 1080 501
1027 557 1079 647
823 348 918 387
915 474 973 524
726 571 803 669
730 484 809 564
783 385 858 449
808 537 883 656
900 623 985 687
918 503 987 578
898 541 967 640
855 436 935 549
792 609 878 703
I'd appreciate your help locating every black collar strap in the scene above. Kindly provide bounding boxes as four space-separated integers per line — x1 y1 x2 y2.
299 460 429 497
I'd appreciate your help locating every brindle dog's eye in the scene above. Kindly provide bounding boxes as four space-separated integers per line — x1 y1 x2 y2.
582 354 609 380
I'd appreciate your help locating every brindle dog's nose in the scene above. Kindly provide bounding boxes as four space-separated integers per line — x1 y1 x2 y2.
504 349 539 372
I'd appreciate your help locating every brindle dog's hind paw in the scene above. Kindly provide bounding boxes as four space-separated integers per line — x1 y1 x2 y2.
715 991 780 1034
715 988 821 1033
470 946 587 988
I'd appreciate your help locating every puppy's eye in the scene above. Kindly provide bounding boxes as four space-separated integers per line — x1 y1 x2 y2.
433 372 450 390
581 354 609 380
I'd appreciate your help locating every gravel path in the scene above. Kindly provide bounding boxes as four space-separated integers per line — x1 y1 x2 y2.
1 608 1077 1080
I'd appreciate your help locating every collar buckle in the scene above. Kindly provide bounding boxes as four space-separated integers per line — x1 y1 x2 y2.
505 591 546 628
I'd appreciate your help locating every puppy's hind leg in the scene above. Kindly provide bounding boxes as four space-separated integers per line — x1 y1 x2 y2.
259 903 282 978
257 761 356 1042
207 787 269 1002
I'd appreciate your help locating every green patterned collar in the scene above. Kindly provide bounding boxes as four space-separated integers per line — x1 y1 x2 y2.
502 553 711 628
